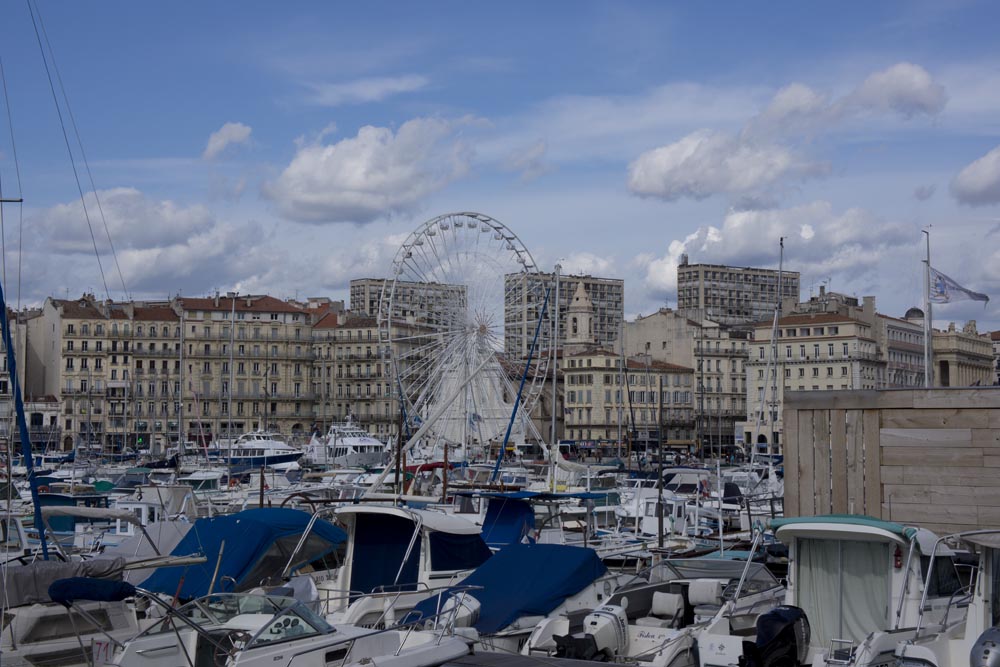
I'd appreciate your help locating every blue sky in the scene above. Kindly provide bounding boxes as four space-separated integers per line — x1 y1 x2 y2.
2 1 1000 329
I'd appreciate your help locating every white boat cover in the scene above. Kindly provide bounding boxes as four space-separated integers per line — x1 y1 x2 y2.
5 556 126 607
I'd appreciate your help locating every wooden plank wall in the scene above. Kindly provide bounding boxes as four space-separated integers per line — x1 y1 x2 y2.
783 389 1000 533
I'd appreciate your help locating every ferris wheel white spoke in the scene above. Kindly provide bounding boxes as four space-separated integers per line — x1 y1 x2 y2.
383 212 550 455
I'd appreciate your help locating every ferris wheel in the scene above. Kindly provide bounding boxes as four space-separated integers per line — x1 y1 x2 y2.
378 212 551 456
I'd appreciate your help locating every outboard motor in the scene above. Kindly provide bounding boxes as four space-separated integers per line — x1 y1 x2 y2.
430 593 481 630
972 627 1000 667
739 606 810 667
555 604 628 661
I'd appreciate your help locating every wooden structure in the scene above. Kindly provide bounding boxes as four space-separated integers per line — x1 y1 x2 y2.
783 388 1000 535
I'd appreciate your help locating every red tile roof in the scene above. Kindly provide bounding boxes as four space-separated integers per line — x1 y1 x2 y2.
133 306 180 322
178 295 307 315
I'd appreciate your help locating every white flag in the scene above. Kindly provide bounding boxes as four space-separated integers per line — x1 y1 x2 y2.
929 267 989 304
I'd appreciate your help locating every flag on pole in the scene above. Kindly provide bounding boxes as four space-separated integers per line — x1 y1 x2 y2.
928 267 990 304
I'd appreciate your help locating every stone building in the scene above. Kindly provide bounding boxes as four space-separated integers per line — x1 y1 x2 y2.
26 293 317 451
743 309 884 453
624 308 748 455
992 330 1000 385
504 271 624 359
932 321 994 387
562 348 695 452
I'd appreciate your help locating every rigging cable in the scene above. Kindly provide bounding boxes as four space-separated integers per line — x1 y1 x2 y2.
0 56 25 311
33 1 130 301
0 52 20 624
26 0 112 301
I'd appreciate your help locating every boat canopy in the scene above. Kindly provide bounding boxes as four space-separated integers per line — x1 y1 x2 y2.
481 497 535 549
49 578 137 606
5 557 127 607
771 514 917 543
959 530 1000 549
141 508 346 600
339 506 491 596
410 543 607 634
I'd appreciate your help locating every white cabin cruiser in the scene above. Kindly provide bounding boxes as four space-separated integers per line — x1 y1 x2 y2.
409 543 631 654
529 552 784 665
709 515 961 667
304 421 387 468
889 529 1000 667
115 592 471 667
300 505 491 626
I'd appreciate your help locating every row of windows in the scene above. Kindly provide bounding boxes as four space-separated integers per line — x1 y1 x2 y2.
777 325 841 338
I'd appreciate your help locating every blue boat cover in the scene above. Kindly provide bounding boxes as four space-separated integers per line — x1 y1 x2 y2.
347 513 491 598
409 543 606 633
140 508 346 600
49 578 136 606
480 497 535 549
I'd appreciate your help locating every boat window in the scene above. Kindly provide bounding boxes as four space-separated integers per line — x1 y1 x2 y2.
243 534 343 590
24 608 113 643
920 555 963 598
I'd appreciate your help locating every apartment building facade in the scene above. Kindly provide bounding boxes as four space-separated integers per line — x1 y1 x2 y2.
26 294 317 451
563 348 695 451
624 308 749 455
504 272 624 359
349 278 467 327
676 257 800 328
311 312 396 442
743 310 884 453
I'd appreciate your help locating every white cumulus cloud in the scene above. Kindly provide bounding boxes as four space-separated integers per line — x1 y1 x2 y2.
951 144 1000 206
627 130 823 201
844 62 947 118
264 117 476 224
305 75 428 106
503 140 550 181
203 122 252 160
559 251 615 277
629 62 947 203
35 187 215 254
639 201 912 299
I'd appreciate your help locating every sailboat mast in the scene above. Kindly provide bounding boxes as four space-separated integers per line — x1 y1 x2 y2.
0 269 49 558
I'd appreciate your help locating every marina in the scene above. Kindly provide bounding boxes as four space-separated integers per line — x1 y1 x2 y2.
1 3 999 667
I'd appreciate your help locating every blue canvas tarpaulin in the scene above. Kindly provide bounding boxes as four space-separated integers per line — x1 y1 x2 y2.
428 531 492 571
349 512 421 597
410 543 606 633
140 508 345 601
480 497 535 549
49 578 137 606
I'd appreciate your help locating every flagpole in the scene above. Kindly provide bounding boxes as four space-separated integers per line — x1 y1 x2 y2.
922 229 932 388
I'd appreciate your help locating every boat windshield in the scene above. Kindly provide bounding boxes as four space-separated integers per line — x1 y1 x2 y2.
248 605 333 647
141 594 306 636
627 558 780 593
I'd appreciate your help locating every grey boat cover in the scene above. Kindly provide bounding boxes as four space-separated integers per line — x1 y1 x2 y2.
4 556 126 607
104 520 193 583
